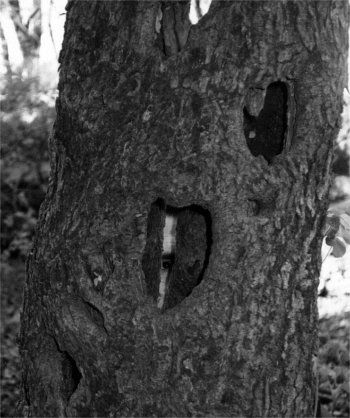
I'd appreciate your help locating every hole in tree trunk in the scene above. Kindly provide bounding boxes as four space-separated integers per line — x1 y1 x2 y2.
51 337 82 405
142 199 212 311
243 81 288 163
61 351 82 402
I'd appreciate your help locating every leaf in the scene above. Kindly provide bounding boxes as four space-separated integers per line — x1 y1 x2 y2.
324 212 349 259
338 213 350 245
323 213 340 240
328 237 347 258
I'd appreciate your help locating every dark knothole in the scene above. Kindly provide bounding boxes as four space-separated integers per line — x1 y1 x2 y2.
61 350 82 402
243 81 288 163
53 336 82 403
142 198 212 311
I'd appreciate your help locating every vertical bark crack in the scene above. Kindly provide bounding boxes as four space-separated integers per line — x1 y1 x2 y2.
161 1 191 57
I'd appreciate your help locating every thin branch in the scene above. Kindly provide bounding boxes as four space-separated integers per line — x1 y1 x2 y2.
25 7 39 29
48 0 58 59
322 246 332 264
13 14 40 44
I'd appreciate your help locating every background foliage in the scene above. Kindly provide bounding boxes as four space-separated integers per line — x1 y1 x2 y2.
1 75 55 416
1 77 53 260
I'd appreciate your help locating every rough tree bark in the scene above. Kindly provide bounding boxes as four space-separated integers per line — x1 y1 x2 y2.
20 0 348 417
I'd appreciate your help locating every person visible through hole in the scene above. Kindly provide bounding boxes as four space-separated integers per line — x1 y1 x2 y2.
158 213 177 309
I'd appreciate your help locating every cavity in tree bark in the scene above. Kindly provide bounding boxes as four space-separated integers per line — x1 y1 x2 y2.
19 1 348 417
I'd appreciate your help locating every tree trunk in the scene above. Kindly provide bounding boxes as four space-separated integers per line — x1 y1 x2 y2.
0 0 24 73
20 1 348 417
7 0 41 77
